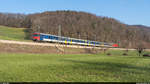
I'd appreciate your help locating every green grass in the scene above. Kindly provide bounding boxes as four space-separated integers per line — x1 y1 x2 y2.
0 25 30 41
0 50 150 82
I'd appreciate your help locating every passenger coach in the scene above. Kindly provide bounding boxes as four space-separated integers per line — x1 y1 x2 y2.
32 32 118 47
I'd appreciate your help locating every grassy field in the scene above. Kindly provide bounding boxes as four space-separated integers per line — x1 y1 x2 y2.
0 25 30 41
0 50 150 82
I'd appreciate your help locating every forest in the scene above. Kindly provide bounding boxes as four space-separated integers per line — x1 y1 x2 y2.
0 11 150 48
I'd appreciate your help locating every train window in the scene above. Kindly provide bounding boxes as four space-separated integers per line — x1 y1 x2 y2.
71 40 74 42
74 40 77 42
55 37 59 40
54 36 58 40
53 36 56 39
33 34 39 36
61 38 65 41
45 36 49 38
52 36 55 39
81 40 84 43
42 35 45 37
96 42 99 45
51 36 54 39
66 38 69 41
94 42 97 44
78 40 80 42
91 42 94 44
49 36 53 39
53 36 55 39
67 39 71 41
57 37 61 40
51 36 53 39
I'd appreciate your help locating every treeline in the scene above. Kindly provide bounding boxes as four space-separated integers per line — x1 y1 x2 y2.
0 13 25 28
0 11 150 48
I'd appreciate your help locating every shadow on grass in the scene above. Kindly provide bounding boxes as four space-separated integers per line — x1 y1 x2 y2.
63 59 150 74
143 57 150 59
24 28 32 40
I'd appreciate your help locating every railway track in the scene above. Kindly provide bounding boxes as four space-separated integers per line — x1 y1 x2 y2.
0 39 149 51
0 39 98 49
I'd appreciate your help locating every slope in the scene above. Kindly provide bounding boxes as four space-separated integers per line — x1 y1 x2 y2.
0 25 29 41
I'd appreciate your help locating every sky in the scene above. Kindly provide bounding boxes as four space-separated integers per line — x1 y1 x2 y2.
0 0 150 26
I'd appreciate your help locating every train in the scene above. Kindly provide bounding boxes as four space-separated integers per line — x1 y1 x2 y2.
32 32 118 48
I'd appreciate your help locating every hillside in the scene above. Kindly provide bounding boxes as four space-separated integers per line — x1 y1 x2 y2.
0 11 150 48
27 11 150 48
131 25 150 29
0 26 29 41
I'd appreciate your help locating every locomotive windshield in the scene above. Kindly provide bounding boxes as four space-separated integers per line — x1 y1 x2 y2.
33 34 39 36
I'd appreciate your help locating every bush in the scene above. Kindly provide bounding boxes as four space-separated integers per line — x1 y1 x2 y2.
107 53 111 56
123 53 128 56
143 54 150 57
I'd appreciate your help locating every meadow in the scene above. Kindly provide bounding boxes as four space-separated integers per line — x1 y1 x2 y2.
0 26 30 41
0 50 150 82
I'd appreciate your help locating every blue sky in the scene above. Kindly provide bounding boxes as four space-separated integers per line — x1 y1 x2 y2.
0 0 150 26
